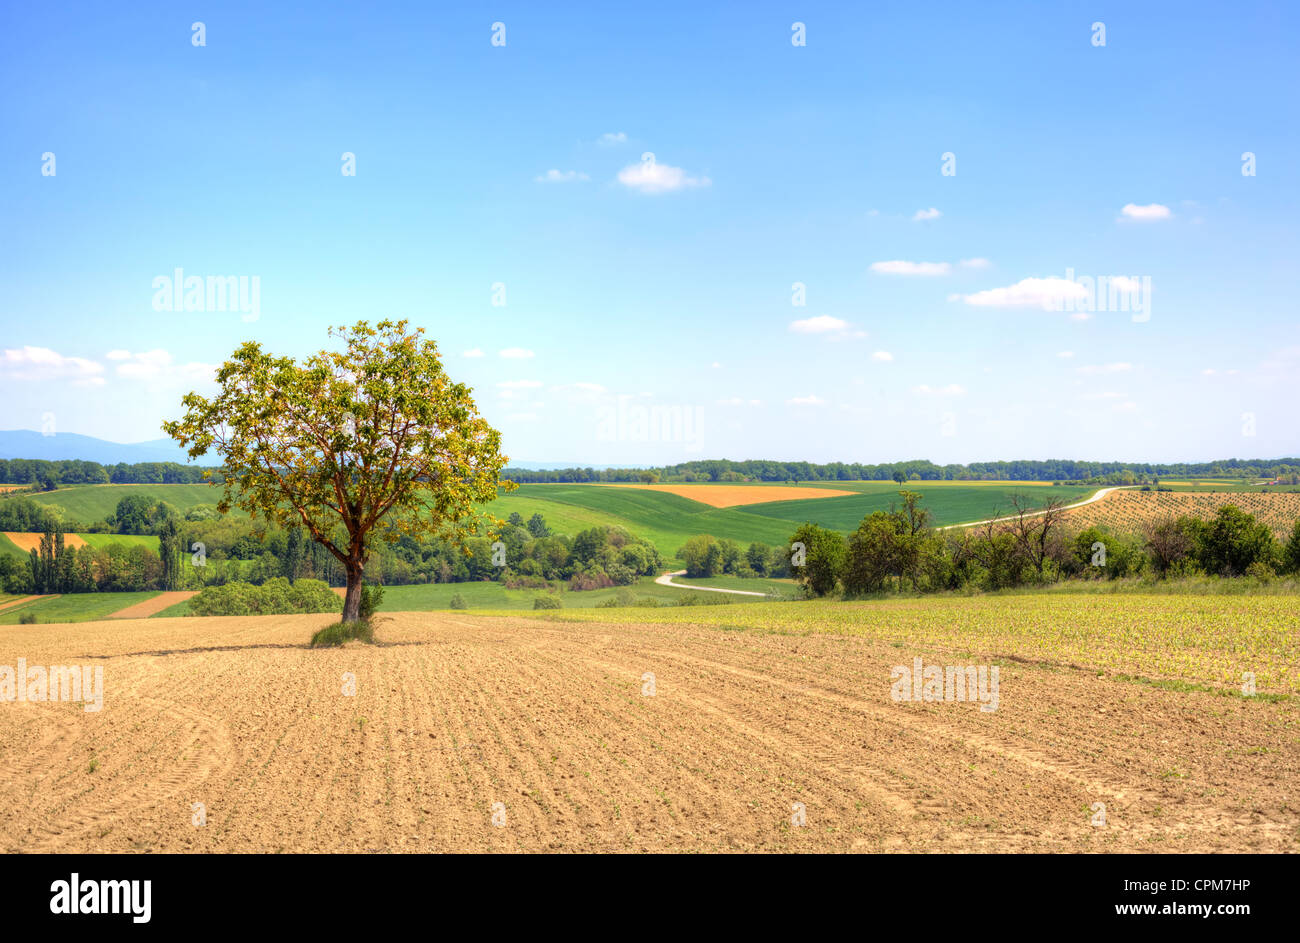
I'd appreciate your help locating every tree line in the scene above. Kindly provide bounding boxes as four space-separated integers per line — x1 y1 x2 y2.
503 457 1300 485
779 492 1300 598
0 458 218 487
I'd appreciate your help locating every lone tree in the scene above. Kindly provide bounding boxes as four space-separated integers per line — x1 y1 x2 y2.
164 319 513 622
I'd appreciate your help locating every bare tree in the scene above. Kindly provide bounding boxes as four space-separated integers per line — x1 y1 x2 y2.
1007 494 1068 580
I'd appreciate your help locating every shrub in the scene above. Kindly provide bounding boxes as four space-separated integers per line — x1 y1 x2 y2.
359 583 385 620
189 578 340 616
310 620 374 647
449 592 468 610
18 613 37 624
533 595 562 609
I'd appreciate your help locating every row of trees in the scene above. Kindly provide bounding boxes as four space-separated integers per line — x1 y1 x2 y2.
0 509 666 597
0 458 217 486
678 535 792 579
503 458 1300 485
784 493 1300 598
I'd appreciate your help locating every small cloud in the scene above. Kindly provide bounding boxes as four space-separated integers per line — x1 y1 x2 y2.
617 158 710 193
959 257 991 269
1120 202 1172 221
787 394 826 406
462 348 485 358
1069 312 1091 322
111 349 214 385
956 276 1087 310
1075 362 1132 376
870 260 951 276
711 361 722 369
1057 351 1074 359
535 169 590 183
717 396 762 407
912 207 942 221
499 347 535 359
913 384 966 396
789 315 848 334
871 351 893 362
105 349 131 360
1 346 105 386
598 132 628 146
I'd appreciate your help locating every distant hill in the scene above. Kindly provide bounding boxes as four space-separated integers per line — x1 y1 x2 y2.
0 430 195 465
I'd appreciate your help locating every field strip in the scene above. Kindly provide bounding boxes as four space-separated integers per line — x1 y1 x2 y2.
563 482 858 507
108 591 197 620
0 594 55 613
2 531 88 552
654 570 769 596
937 486 1128 530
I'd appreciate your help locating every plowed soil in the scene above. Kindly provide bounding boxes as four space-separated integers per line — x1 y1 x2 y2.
107 591 197 620
0 612 1294 853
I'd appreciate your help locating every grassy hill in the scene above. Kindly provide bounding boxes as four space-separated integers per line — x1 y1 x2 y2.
3 479 1102 560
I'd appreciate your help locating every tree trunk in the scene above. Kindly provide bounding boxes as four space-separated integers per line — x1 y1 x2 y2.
342 560 364 622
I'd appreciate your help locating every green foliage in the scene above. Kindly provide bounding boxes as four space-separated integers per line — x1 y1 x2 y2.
189 578 340 616
1284 521 1300 575
788 522 846 597
359 583 385 620
449 592 468 609
164 319 512 621
1196 504 1277 576
18 613 37 624
533 595 562 609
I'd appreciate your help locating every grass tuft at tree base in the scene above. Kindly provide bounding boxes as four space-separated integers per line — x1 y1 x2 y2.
310 619 374 647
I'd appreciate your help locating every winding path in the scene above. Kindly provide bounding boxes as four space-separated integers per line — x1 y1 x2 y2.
654 570 770 596
936 486 1132 531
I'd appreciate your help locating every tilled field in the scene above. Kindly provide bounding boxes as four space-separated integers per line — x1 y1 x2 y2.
0 611 1295 853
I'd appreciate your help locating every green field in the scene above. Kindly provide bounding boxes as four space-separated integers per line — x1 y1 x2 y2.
13 483 228 524
0 591 160 624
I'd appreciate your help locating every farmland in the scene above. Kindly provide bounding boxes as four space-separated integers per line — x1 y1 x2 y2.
1065 490 1300 537
1 596 1294 853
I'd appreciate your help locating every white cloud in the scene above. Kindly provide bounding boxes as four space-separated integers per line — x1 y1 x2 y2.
111 349 214 385
598 132 628 146
789 315 847 334
870 260 951 276
912 207 942 221
717 396 762 406
1069 312 1092 322
1075 362 1133 376
913 384 966 396
536 169 590 183
1057 351 1074 359
959 257 991 269
1 346 105 386
711 361 722 369
617 159 711 193
956 276 1089 311
871 351 893 362
462 348 485 358
499 347 535 359
1120 202 1172 221
787 394 826 406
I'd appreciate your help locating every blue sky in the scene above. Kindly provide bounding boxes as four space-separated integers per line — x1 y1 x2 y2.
1 1 1296 466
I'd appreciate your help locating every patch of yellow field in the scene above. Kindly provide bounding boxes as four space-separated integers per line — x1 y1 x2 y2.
3 532 87 552
572 483 856 507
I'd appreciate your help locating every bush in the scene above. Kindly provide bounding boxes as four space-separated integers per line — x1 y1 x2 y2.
359 583 385 620
533 595 562 609
18 613 37 624
310 620 374 647
449 592 467 610
189 578 340 616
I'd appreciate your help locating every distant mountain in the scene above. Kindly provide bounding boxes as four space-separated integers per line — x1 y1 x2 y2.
0 430 198 465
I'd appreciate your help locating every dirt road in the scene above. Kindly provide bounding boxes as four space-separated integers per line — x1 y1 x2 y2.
654 570 769 596
0 611 1293 853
